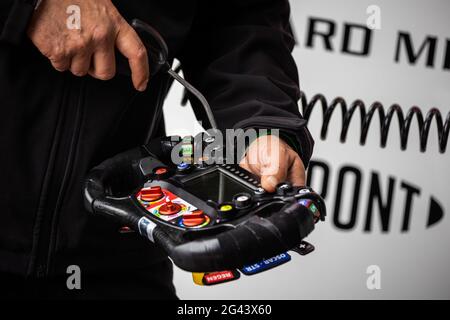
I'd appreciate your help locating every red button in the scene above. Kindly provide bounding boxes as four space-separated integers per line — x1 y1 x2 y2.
158 197 182 215
141 186 164 202
203 271 236 285
182 210 206 227
154 167 168 175
118 226 134 234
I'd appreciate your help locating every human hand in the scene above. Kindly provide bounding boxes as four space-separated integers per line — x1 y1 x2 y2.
27 0 149 91
239 135 305 192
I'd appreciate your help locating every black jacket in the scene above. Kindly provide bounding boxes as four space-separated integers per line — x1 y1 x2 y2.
0 0 314 278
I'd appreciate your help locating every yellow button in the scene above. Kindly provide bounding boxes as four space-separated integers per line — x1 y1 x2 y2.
220 205 233 212
192 272 205 286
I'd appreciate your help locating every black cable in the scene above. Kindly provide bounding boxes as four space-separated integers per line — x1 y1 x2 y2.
144 64 218 145
144 72 171 145
167 68 218 130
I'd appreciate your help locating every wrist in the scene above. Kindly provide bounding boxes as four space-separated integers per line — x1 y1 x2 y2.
246 130 298 153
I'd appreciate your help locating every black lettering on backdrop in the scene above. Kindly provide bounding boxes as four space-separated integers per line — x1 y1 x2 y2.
307 160 330 199
299 17 450 72
364 172 395 232
306 17 335 51
305 18 372 56
342 23 372 56
400 182 420 232
333 166 361 230
444 39 450 70
395 32 437 67
307 160 444 232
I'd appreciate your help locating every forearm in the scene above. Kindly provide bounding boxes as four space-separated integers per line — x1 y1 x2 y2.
179 0 314 167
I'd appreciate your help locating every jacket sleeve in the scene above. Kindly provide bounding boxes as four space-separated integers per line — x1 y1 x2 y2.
0 0 37 45
178 0 314 167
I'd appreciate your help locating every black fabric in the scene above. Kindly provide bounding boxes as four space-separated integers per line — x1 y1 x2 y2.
179 0 314 166
0 0 36 44
0 0 314 292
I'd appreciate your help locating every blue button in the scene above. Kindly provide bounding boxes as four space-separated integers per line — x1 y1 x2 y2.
240 253 291 275
177 162 191 171
298 199 319 215
298 199 312 207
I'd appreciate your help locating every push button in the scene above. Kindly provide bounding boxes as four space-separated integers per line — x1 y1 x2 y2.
141 186 164 202
298 199 321 222
158 197 182 215
233 193 252 209
255 187 266 195
153 166 168 175
276 182 293 195
219 204 233 212
192 270 240 286
182 210 207 227
177 162 192 173
119 226 134 234
217 203 236 220
181 136 194 164
291 240 315 256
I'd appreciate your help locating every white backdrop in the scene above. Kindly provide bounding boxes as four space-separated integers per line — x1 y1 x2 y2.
163 0 450 299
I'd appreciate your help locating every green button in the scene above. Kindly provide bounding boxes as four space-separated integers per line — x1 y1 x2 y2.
181 145 193 155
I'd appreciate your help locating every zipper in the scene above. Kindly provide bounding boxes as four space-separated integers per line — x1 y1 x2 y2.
30 76 85 278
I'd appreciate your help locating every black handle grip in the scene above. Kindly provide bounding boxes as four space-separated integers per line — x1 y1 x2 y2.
84 147 146 213
162 203 316 272
84 146 323 272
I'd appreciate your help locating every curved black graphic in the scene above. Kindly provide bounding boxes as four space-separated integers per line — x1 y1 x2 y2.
300 92 450 153
428 197 444 228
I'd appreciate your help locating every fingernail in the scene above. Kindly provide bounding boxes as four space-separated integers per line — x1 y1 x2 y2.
138 79 148 92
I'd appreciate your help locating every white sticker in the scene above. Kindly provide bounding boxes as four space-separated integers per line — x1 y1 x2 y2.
138 217 157 242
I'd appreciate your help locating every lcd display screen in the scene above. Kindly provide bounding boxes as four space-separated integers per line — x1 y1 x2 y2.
183 169 254 203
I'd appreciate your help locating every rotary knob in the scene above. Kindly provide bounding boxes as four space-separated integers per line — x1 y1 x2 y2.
276 182 293 195
232 193 253 209
182 210 207 227
158 197 182 215
140 186 164 202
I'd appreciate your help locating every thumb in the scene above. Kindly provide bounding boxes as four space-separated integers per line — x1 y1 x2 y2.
260 162 288 193
260 175 280 193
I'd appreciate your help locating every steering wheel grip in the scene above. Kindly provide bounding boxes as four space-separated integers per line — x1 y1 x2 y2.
84 148 319 272
162 203 316 271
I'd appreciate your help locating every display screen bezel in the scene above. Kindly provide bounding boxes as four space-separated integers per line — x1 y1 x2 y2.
180 166 257 203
